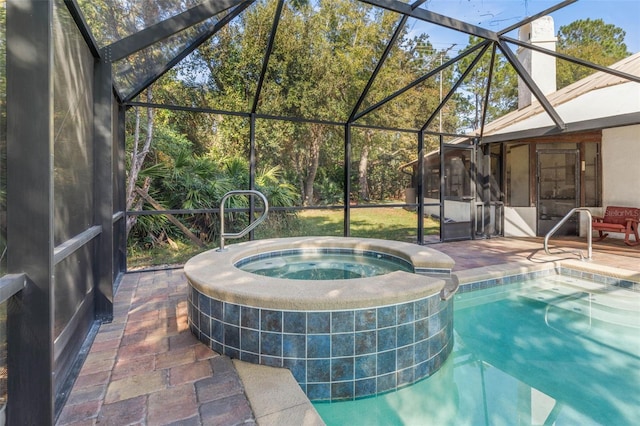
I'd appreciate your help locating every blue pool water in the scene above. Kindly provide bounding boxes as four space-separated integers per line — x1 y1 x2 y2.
236 249 413 280
314 274 640 425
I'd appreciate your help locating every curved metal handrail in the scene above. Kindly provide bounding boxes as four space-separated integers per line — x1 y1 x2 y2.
543 207 592 260
218 190 269 252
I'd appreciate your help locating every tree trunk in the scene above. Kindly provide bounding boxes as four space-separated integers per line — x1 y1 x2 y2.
294 151 305 205
358 132 372 202
125 89 154 238
135 188 205 248
302 124 322 206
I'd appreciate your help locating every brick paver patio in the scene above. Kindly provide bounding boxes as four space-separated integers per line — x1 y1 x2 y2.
56 269 254 426
56 236 640 425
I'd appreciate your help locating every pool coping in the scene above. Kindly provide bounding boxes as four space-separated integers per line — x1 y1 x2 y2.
455 258 640 292
235 258 639 424
234 359 326 426
184 236 456 310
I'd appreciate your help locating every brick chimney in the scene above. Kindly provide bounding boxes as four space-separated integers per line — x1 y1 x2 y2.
517 16 557 109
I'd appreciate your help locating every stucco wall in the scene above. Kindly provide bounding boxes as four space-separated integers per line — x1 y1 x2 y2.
580 125 640 240
602 125 640 207
505 125 640 239
504 207 536 237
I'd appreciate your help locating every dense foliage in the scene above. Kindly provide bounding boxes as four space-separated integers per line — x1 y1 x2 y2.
125 0 461 250
113 2 631 252
556 18 630 88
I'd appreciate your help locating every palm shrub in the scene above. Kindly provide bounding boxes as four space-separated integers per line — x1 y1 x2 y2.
255 165 299 235
129 151 299 251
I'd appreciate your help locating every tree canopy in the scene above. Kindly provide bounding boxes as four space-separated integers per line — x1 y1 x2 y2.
102 2 632 250
152 0 450 206
556 18 630 88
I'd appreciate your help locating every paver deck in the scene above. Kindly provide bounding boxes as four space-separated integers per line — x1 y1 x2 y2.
56 269 254 426
56 236 640 425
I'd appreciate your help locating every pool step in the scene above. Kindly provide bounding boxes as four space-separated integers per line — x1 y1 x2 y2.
519 277 640 328
455 284 516 309
524 275 640 311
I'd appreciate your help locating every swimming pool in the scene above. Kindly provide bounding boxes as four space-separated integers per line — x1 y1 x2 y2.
314 272 640 425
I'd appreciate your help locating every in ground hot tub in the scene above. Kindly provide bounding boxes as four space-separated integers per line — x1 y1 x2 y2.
185 236 457 401
236 247 414 279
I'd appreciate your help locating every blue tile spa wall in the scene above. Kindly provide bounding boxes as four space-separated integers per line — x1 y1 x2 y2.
188 286 454 401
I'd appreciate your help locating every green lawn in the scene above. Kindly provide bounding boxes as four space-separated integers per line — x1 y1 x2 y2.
128 207 439 269
276 207 439 241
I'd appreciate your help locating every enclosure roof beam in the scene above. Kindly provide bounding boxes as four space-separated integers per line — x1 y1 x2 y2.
497 40 565 130
421 43 491 132
498 0 577 36
123 2 254 103
353 40 489 122
252 0 285 114
502 36 640 84
101 0 247 63
348 15 409 122
478 44 497 139
125 101 251 118
64 0 102 58
359 0 498 41
127 99 465 135
348 0 428 122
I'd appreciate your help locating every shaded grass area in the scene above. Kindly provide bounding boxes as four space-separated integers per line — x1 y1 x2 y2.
127 239 199 269
268 207 440 241
127 207 440 269
351 208 439 240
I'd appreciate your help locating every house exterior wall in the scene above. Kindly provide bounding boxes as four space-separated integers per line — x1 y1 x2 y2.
504 143 536 237
504 207 536 237
501 124 640 239
575 125 639 239
602 125 640 207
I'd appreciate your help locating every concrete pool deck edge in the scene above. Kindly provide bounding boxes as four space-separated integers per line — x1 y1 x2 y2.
185 236 456 310
234 360 326 426
455 259 640 288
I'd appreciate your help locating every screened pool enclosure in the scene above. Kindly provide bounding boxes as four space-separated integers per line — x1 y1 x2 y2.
1 0 639 423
